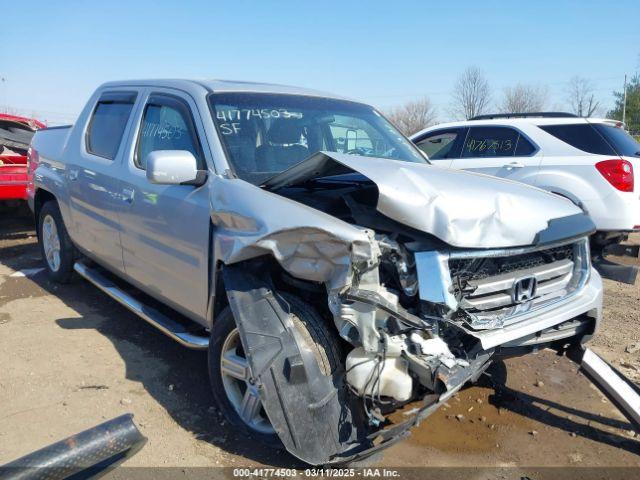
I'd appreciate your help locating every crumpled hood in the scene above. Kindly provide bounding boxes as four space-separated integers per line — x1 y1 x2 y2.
263 152 588 249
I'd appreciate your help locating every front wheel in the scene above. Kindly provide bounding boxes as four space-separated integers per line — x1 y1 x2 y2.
38 201 76 283
208 293 343 447
208 306 280 445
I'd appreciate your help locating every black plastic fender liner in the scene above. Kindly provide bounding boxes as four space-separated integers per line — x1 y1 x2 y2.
222 265 369 465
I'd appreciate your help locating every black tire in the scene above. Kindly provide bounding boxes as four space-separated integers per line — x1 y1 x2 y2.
38 201 76 283
208 292 343 446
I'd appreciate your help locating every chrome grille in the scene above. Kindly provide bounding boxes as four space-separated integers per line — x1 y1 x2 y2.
449 244 574 282
448 239 590 330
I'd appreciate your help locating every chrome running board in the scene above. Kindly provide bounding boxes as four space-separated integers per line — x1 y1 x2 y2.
73 261 209 350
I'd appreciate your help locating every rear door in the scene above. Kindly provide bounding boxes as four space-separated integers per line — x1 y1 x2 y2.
116 89 211 322
450 125 541 185
412 127 467 168
68 90 138 272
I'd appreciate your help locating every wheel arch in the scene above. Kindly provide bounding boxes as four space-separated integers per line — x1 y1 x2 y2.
536 169 603 216
209 255 330 330
33 188 58 239
220 262 367 464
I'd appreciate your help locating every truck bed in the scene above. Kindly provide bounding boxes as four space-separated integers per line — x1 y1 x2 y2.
30 125 73 164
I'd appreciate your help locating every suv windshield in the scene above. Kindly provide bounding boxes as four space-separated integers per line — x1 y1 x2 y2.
209 93 426 184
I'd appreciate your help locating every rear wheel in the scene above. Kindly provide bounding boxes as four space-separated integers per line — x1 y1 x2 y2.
208 293 342 445
38 201 75 283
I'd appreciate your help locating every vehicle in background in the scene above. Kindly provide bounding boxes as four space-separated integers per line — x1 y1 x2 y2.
0 114 46 208
411 113 640 284
29 81 602 465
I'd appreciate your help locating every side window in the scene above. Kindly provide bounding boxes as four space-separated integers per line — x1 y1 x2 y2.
593 124 640 157
135 95 203 170
416 129 463 159
462 126 519 158
540 124 617 155
515 135 536 156
86 91 137 160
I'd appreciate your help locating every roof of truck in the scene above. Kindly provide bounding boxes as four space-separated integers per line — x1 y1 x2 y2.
99 79 350 101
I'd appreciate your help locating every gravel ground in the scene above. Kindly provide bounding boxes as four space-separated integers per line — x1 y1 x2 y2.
1 207 639 474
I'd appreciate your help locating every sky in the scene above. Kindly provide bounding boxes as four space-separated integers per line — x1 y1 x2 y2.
1 0 638 125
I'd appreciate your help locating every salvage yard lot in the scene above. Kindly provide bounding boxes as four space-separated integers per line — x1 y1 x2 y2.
1 209 640 469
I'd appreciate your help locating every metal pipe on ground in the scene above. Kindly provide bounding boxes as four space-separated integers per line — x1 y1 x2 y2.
0 414 146 480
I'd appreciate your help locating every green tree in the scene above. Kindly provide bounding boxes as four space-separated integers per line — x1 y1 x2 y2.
608 73 640 135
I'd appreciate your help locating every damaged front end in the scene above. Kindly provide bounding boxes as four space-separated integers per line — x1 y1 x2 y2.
215 152 599 465
221 231 497 465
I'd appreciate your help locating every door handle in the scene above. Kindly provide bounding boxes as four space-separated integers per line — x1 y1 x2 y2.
68 169 79 181
122 188 135 204
504 161 524 170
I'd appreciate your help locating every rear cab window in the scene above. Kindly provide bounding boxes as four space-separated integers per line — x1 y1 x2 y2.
462 126 535 158
86 91 137 160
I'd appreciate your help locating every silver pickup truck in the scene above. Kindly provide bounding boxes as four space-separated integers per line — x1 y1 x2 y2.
28 79 603 465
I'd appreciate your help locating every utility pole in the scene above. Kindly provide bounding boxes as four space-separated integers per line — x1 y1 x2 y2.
622 74 627 126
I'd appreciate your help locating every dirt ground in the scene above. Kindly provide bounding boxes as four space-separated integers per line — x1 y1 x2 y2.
1 206 640 474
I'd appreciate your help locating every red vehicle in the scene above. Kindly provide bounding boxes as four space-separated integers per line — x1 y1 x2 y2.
1 114 46 204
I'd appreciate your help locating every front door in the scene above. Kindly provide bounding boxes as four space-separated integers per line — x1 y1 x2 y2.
117 90 211 322
413 127 467 168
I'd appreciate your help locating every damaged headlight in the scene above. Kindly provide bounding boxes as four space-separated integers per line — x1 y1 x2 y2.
377 236 419 297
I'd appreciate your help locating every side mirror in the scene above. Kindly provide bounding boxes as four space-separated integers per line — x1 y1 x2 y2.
145 150 207 186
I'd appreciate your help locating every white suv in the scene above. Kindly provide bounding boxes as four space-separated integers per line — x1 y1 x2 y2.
411 113 640 282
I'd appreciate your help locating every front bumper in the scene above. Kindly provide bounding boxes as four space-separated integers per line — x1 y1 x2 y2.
338 271 602 463
468 267 602 350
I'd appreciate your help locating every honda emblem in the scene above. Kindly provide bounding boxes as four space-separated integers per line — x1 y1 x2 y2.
512 276 538 303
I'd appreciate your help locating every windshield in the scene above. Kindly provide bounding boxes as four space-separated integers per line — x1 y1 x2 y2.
209 93 426 184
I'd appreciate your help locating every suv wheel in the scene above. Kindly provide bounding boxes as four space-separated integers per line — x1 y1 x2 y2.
38 201 76 283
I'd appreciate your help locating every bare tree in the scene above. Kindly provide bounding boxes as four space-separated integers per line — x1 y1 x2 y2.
387 97 437 135
499 84 549 113
566 76 599 117
451 66 491 120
